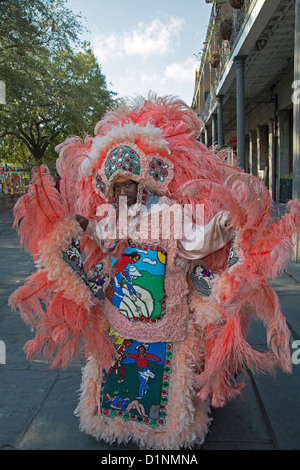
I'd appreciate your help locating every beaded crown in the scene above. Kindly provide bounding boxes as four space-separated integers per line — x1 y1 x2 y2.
80 120 174 202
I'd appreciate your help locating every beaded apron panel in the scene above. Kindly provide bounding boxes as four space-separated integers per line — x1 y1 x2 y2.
100 330 173 429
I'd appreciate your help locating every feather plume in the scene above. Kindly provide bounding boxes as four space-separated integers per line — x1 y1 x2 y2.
55 136 93 217
8 270 54 327
13 165 64 257
22 293 115 369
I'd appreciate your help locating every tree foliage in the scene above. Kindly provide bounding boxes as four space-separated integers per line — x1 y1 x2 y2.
0 0 116 164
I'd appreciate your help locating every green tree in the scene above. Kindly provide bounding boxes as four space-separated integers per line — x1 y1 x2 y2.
0 0 116 164
0 0 84 59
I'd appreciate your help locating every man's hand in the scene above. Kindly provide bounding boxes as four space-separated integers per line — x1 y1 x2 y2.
75 215 89 231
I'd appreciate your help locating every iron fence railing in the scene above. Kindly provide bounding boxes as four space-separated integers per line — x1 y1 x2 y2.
200 0 255 122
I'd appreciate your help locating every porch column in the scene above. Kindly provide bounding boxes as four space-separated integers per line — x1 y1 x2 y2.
216 95 224 149
234 55 247 170
293 0 300 261
268 119 276 200
211 114 217 147
204 126 209 147
293 0 300 200
278 110 292 201
249 130 257 176
257 125 268 180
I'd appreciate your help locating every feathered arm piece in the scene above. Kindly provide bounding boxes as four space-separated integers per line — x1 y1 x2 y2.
186 166 300 407
197 270 292 408
9 216 115 369
196 198 300 408
21 292 115 370
13 165 64 258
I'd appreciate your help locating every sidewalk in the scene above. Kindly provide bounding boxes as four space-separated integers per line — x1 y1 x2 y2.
0 204 299 451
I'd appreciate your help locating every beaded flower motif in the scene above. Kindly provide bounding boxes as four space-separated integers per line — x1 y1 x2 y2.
149 158 169 182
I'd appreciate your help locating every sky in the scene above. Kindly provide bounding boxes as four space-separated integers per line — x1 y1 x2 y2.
65 0 212 106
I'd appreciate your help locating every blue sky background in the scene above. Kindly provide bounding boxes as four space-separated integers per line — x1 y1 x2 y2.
65 0 212 105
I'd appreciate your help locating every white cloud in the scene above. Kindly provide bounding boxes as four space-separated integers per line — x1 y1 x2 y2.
140 72 167 86
117 69 167 90
94 16 185 62
93 32 121 62
165 57 197 83
123 17 185 58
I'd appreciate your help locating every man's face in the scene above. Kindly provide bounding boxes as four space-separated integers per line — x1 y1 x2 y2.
114 179 138 207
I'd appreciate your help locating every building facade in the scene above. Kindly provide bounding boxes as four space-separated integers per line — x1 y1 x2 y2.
192 0 300 260
193 0 298 198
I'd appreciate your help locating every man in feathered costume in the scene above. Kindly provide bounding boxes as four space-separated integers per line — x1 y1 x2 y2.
8 94 300 450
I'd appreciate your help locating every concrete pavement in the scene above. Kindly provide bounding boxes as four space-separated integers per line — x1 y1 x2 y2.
0 204 299 451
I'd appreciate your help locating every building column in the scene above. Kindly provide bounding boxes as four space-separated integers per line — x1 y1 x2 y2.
278 110 292 201
249 130 257 176
294 0 300 200
245 134 250 174
216 95 224 149
268 119 276 200
256 125 268 182
234 55 247 170
293 0 300 261
211 114 217 147
278 111 292 176
204 126 209 147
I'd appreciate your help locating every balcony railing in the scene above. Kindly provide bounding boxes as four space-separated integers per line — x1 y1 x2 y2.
200 0 254 122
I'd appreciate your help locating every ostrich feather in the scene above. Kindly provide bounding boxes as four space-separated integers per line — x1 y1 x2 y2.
55 135 93 217
13 165 64 257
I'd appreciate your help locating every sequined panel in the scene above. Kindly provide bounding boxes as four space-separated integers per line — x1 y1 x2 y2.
105 145 141 179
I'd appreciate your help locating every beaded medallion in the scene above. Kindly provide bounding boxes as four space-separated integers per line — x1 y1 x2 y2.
149 157 169 182
190 264 214 297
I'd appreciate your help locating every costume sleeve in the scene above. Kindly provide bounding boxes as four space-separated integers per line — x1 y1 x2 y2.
177 211 233 260
84 219 108 252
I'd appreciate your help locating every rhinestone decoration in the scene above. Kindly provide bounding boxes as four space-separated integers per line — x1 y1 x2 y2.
149 157 169 182
105 145 141 180
95 174 106 193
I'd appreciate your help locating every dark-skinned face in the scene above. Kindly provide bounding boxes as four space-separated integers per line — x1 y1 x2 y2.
113 179 138 207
